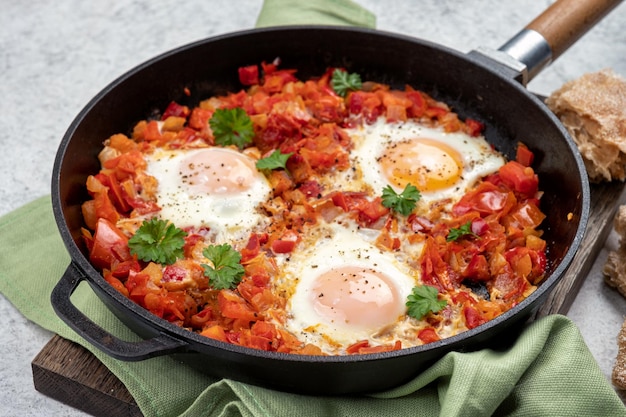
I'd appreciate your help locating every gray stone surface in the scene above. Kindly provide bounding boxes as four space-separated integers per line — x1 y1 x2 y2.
2 0 626 414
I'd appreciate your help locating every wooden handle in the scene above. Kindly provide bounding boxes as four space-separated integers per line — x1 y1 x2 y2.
526 0 622 60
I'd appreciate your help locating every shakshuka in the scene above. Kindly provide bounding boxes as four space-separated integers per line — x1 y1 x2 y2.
80 59 546 355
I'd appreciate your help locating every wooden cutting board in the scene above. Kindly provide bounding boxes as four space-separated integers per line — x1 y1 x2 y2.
31 181 626 417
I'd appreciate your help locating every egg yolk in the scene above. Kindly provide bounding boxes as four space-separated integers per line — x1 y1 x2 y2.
310 265 404 329
179 148 258 195
380 138 463 192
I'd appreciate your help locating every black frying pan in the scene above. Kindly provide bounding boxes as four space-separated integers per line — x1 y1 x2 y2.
50 0 619 394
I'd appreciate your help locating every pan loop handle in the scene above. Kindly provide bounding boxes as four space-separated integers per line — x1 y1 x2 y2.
51 262 188 361
493 0 623 84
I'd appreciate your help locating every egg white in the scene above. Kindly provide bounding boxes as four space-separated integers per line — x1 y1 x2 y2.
277 222 420 353
144 147 272 244
325 118 505 211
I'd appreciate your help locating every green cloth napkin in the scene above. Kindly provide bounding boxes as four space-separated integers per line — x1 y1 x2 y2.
2 197 625 417
255 0 376 28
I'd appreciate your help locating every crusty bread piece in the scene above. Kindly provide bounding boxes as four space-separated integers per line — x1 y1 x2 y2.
546 69 626 182
614 318 626 390
604 206 626 390
603 205 626 297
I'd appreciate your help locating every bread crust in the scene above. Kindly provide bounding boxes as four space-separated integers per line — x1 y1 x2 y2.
546 69 626 182
614 318 626 390
603 205 626 389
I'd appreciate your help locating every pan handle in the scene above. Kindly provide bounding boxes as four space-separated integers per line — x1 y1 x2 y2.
525 0 622 62
51 262 189 361
497 0 622 83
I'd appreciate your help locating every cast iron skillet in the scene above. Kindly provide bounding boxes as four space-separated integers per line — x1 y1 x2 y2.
51 0 618 394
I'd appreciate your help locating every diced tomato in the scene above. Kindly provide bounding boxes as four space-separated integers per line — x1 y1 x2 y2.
162 291 196 322
471 217 489 236
463 306 486 329
190 307 213 329
499 161 539 197
464 118 484 137
358 197 390 224
162 265 186 283
218 290 258 322
89 218 132 269
515 142 534 167
505 246 546 282
307 94 346 122
346 340 401 354
405 90 427 117
421 237 457 291
182 233 204 258
453 182 514 217
240 332 272 351
346 340 371 354
92 189 120 225
271 239 295 254
251 321 278 340
111 259 141 279
417 328 440 344
237 277 263 302
298 180 323 199
176 127 199 143
408 214 434 233
124 196 160 215
262 70 298 93
161 101 190 120
271 230 299 254
503 201 546 230
125 271 153 304
330 191 350 212
142 120 162 141
238 65 259 86
452 291 475 305
260 59 279 75
103 272 129 297
347 91 383 122
98 173 131 213
188 108 213 130
463 254 490 281
240 233 262 262
201 324 228 342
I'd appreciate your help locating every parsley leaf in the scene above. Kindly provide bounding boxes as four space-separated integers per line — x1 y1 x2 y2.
447 221 478 242
255 149 293 172
128 218 187 265
406 285 447 320
201 244 245 290
209 107 254 149
331 68 362 97
381 184 421 216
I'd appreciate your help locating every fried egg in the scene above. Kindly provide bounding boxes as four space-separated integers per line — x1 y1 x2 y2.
333 118 505 210
278 222 420 353
145 147 272 243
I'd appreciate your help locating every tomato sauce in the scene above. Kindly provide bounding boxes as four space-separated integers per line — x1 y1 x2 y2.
80 61 546 355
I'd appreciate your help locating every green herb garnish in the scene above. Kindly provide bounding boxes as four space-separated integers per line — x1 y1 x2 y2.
128 218 187 265
331 68 362 97
447 221 479 242
406 285 447 320
209 107 254 149
201 244 245 290
381 184 421 216
255 149 293 172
